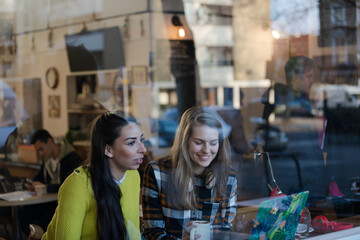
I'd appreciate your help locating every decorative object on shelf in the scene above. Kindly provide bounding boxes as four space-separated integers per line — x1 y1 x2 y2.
48 95 60 118
11 34 16 55
45 67 59 89
48 29 53 48
123 15 130 40
140 17 145 37
113 72 124 107
131 65 148 85
2 60 12 77
31 35 35 51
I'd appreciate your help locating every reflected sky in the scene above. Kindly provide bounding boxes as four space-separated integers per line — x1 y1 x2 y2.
271 0 319 36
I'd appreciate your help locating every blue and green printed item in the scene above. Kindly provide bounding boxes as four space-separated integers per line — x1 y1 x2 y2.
249 191 309 240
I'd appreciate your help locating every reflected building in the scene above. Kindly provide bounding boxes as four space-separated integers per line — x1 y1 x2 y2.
2 0 360 222
316 0 358 84
184 0 236 106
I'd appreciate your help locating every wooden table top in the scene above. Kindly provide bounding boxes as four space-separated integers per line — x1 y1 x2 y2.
0 192 57 207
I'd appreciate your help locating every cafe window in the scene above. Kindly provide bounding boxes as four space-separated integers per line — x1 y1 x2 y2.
1 0 360 238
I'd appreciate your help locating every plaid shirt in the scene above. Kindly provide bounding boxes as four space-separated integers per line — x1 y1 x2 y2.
142 158 237 240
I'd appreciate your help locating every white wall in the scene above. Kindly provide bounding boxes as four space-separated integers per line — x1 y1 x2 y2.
11 0 157 137
10 0 196 138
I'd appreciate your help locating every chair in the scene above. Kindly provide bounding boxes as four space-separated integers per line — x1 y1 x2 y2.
0 205 11 239
0 167 20 239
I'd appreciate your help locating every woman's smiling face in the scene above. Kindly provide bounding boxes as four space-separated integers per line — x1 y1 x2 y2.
188 125 219 175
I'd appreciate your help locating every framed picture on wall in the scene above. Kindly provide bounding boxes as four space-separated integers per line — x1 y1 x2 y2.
48 95 60 118
131 66 148 85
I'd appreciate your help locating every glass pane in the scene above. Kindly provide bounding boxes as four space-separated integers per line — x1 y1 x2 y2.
1 0 360 238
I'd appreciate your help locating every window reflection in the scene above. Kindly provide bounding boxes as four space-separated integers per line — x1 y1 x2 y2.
1 0 360 236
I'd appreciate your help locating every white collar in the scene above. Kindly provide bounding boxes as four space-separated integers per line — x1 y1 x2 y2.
113 173 126 186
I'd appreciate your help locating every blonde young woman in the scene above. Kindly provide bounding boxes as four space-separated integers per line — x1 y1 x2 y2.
142 106 246 239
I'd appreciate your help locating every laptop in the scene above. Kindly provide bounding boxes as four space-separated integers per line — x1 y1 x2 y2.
249 191 309 240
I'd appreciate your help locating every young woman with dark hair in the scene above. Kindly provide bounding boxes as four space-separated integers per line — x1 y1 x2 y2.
42 111 146 239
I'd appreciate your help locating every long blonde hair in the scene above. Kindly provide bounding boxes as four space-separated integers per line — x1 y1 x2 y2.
170 106 231 209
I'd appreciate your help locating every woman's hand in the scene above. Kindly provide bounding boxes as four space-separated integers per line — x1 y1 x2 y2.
182 221 200 240
234 215 254 234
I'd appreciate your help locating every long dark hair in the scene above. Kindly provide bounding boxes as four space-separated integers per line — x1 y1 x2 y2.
88 111 129 240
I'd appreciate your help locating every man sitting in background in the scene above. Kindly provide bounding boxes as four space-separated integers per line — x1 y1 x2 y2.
20 129 83 238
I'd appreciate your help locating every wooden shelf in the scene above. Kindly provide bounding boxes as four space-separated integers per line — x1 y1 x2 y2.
4 160 40 179
68 109 106 114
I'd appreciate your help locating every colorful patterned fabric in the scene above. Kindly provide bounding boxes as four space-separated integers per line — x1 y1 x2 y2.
249 191 309 240
142 158 237 240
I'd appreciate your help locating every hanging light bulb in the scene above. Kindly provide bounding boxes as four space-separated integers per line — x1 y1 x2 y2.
178 27 185 38
172 15 186 39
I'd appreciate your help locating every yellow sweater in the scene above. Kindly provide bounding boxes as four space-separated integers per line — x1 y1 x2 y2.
42 166 141 240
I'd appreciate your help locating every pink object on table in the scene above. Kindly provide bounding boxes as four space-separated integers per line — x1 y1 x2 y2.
329 180 344 197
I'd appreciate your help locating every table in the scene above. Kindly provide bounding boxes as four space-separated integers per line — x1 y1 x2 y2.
236 198 360 239
213 231 249 239
0 192 57 240
307 226 360 239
